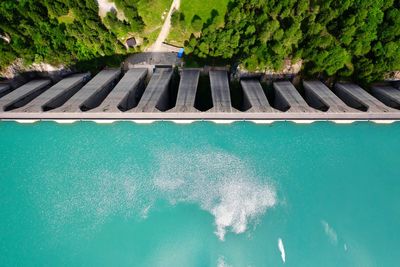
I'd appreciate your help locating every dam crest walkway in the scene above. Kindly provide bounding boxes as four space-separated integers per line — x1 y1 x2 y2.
1 67 400 122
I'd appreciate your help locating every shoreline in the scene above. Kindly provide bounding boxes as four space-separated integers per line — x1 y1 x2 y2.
3 118 398 125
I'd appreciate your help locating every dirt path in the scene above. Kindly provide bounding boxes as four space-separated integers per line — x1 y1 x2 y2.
146 0 180 52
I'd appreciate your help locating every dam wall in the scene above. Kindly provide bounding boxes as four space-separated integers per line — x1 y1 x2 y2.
1 67 400 122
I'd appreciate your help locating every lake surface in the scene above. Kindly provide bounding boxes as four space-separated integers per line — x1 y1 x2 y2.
1 121 399 266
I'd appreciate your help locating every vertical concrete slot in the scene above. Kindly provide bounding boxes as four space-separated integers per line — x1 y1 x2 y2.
4 82 52 111
194 75 213 111
371 86 400 110
272 82 290 112
156 68 179 112
80 78 119 111
0 84 12 99
262 82 275 107
230 81 247 111
304 85 329 111
118 78 147 111
333 85 368 112
42 82 87 111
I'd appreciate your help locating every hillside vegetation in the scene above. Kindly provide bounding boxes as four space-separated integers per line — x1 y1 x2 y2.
185 0 400 83
0 0 399 83
0 0 169 73
167 0 229 46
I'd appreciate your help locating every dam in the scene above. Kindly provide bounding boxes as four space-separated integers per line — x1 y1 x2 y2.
1 67 400 122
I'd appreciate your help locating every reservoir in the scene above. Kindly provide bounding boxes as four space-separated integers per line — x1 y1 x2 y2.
1 121 399 266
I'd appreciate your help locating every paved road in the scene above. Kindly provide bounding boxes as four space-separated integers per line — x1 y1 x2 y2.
146 0 180 52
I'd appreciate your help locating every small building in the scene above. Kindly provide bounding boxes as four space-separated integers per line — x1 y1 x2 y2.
126 37 137 48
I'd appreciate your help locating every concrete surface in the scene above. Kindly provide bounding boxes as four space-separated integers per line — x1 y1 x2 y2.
133 68 173 112
303 81 359 113
371 85 400 110
334 83 396 113
1 69 400 121
0 80 51 111
13 73 90 112
170 69 200 112
240 79 276 113
274 81 316 112
91 68 147 112
209 70 237 112
50 69 120 113
0 84 11 98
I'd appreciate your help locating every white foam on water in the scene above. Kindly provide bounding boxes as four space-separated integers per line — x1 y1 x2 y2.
170 119 196 124
278 238 286 263
54 119 77 124
217 256 232 267
15 119 38 123
250 119 275 124
211 179 276 240
332 120 357 124
291 120 316 124
321 220 338 245
132 119 156 124
372 120 396 124
209 119 236 124
36 148 276 241
93 119 116 124
153 149 277 241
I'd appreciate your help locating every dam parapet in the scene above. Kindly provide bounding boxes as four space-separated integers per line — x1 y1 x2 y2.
1 67 400 121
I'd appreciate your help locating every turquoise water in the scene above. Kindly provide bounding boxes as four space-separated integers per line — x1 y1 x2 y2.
1 121 400 266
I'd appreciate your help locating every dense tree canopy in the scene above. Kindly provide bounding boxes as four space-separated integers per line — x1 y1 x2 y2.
0 0 143 71
0 0 399 83
186 0 400 82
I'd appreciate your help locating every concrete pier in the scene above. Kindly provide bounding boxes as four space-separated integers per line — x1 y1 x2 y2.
12 73 90 112
240 79 275 112
334 83 396 113
303 81 359 113
91 68 147 112
273 81 316 112
133 68 173 112
51 69 120 113
0 80 51 111
209 70 236 112
371 85 400 110
170 69 200 112
0 84 11 98
2 68 400 121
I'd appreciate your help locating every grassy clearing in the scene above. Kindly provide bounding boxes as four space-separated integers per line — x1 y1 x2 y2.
166 0 229 46
58 10 75 24
136 0 172 44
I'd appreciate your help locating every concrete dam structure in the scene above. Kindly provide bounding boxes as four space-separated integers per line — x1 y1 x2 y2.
1 67 400 122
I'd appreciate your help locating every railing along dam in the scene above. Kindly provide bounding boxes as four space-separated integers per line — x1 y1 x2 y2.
1 67 400 122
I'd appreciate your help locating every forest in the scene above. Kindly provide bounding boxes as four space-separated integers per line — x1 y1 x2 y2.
0 0 146 72
0 0 399 83
185 0 400 83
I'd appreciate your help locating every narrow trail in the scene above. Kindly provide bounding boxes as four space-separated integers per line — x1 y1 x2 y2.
146 0 180 52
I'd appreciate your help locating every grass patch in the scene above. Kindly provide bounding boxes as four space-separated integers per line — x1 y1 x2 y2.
58 10 75 24
166 0 229 46
136 0 172 45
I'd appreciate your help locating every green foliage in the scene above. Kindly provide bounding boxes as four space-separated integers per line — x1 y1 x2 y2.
166 0 229 46
0 0 144 72
171 10 185 28
191 15 203 32
1 0 399 83
187 0 400 82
